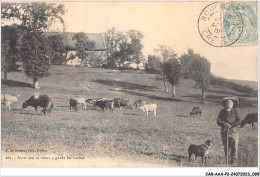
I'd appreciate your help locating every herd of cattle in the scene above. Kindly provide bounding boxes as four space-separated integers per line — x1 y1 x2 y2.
1 93 258 129
68 97 157 116
1 94 157 116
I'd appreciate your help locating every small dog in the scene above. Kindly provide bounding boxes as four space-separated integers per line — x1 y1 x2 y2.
188 140 212 164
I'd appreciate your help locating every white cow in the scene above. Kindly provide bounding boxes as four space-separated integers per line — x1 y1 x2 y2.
1 94 19 110
74 98 87 109
140 103 157 117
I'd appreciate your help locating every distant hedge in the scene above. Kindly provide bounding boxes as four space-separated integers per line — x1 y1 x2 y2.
211 76 257 96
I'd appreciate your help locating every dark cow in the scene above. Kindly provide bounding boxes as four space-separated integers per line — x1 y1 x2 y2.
113 99 121 109
86 98 107 109
241 113 258 129
68 98 78 112
113 98 130 109
119 99 130 108
190 106 203 117
22 95 53 115
95 99 114 112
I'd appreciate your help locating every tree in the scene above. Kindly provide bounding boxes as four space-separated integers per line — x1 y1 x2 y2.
179 48 195 79
145 55 162 74
111 40 130 68
46 34 66 65
104 27 144 69
191 55 212 101
88 51 106 67
72 32 95 66
104 27 126 68
1 2 65 32
2 2 65 89
154 45 177 62
153 45 177 92
1 25 21 82
126 30 144 68
163 59 181 97
18 31 51 89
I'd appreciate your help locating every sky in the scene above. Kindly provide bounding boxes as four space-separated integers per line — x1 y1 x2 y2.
2 1 258 81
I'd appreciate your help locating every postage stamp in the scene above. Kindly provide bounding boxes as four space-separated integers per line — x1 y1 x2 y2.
222 1 258 46
198 2 258 47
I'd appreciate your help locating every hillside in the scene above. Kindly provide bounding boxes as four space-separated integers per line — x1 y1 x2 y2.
227 79 258 90
1 66 258 167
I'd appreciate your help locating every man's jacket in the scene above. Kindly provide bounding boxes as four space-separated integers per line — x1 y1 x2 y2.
217 108 241 134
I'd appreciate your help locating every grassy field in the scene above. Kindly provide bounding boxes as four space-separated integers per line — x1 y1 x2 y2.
1 65 258 167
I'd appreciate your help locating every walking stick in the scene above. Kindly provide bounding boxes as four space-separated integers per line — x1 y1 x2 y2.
226 128 229 166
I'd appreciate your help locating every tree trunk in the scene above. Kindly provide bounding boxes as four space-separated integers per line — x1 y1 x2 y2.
4 71 7 83
202 90 206 101
172 84 176 97
81 59 84 66
65 51 68 60
33 77 40 89
163 74 168 92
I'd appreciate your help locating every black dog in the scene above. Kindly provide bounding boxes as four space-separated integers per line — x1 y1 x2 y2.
188 140 212 164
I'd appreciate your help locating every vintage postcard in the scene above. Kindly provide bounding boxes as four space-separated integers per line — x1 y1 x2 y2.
1 0 259 175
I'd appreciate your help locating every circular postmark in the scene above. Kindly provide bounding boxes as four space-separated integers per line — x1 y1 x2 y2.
198 2 244 47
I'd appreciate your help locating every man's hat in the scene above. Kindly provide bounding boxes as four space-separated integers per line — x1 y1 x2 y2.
222 96 239 108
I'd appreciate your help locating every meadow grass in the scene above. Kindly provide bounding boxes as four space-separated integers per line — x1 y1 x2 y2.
1 65 258 167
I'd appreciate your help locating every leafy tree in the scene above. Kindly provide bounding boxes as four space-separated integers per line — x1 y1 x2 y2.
145 55 162 74
18 31 51 89
126 30 144 68
104 27 126 68
2 2 65 89
104 27 144 69
191 55 212 101
46 34 66 65
1 2 65 32
111 40 130 68
1 25 21 82
179 48 195 79
88 51 106 67
72 32 95 66
163 59 181 97
153 45 177 92
154 45 177 62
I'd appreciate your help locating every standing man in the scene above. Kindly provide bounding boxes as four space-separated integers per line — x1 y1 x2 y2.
217 96 241 165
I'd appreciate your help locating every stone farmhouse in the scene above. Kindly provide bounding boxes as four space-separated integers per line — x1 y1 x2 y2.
47 32 107 66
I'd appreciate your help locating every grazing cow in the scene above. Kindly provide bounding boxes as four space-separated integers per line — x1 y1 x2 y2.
188 140 213 164
139 103 157 116
133 100 147 109
190 106 203 117
1 94 20 110
86 98 107 109
74 98 87 110
113 98 130 109
241 113 258 129
119 99 130 108
22 95 53 115
95 99 114 112
113 99 121 109
67 98 78 112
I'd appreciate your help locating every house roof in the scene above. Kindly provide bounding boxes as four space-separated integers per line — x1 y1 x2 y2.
46 32 107 51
